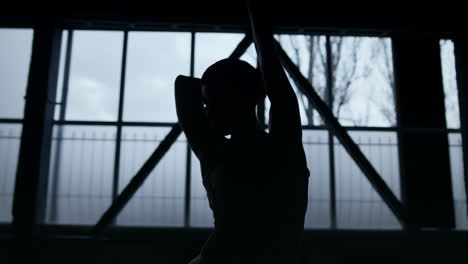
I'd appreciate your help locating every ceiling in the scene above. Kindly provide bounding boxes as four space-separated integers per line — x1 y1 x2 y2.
0 1 465 36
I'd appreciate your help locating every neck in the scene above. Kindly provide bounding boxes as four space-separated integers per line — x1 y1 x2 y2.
230 113 263 141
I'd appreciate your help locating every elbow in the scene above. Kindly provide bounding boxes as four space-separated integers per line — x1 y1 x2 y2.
174 75 190 99
175 75 192 86
175 75 185 83
175 75 185 91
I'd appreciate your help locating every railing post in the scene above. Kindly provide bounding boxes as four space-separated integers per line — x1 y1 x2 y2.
184 32 196 227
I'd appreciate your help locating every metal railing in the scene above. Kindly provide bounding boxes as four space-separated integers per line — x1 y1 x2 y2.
1 126 465 229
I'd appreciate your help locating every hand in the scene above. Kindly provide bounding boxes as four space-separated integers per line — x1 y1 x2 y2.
246 0 276 65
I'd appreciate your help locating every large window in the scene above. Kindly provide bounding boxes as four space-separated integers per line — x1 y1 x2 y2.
46 30 193 226
0 28 33 223
0 27 458 230
46 30 125 224
44 31 406 229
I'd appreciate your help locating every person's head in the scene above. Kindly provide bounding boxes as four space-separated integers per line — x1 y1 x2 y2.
201 58 265 135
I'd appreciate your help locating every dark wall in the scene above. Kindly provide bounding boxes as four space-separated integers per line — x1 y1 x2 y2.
0 1 465 36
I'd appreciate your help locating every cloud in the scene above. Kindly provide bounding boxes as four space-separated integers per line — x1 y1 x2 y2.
67 76 116 120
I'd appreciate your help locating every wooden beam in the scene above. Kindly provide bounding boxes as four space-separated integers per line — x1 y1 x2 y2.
392 35 454 228
12 21 62 236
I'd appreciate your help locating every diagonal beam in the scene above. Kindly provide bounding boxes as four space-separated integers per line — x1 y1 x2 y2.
92 123 183 236
275 40 413 230
229 34 253 59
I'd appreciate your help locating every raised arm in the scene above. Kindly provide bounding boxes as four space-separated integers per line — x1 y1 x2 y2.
174 75 222 161
247 1 303 148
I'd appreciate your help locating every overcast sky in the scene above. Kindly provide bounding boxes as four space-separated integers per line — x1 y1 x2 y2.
0 28 460 128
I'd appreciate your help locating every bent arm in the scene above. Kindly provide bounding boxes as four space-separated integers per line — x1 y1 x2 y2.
247 1 303 147
174 75 220 161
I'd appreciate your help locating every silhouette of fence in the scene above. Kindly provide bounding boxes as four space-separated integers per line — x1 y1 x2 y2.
0 126 466 229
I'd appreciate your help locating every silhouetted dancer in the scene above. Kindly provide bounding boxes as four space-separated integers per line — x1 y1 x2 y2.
175 3 309 263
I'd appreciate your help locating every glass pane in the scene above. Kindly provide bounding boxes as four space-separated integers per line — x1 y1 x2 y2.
65 30 123 121
0 124 22 223
46 125 116 225
275 34 327 126
195 33 251 78
303 130 330 228
334 131 401 229
449 133 467 229
123 32 191 122
331 37 396 127
0 28 33 119
240 44 257 67
440 40 460 129
117 127 186 227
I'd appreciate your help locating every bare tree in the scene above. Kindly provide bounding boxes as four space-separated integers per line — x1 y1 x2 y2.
330 37 365 121
370 39 396 126
370 39 459 128
440 39 460 128
287 36 366 125
286 35 318 125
